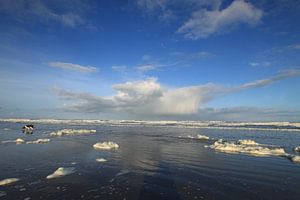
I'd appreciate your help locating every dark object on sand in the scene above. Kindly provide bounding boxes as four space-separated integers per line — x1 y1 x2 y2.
22 125 34 134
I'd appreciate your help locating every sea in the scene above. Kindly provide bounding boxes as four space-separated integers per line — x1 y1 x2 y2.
0 119 300 200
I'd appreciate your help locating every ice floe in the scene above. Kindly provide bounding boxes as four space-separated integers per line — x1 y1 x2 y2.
93 142 119 150
96 158 107 162
294 146 300 152
210 140 285 156
26 138 50 144
0 178 19 186
49 129 96 137
46 167 75 179
1 138 25 144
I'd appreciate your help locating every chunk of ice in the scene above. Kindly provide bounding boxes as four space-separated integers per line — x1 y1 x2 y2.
46 167 75 179
0 178 19 186
210 140 285 157
93 142 119 150
96 158 107 162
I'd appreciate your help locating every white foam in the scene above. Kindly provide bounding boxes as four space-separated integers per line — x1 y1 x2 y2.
96 158 107 162
2 118 300 131
237 139 259 145
197 134 210 140
49 129 96 137
26 138 50 144
1 138 25 144
285 154 300 163
46 167 75 179
294 146 300 152
15 138 25 144
93 142 119 150
185 134 209 140
291 155 300 162
0 178 19 186
210 140 285 157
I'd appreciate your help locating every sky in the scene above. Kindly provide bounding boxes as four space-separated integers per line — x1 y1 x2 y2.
0 0 300 121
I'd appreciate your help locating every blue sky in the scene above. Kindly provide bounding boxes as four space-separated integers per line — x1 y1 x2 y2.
0 0 300 121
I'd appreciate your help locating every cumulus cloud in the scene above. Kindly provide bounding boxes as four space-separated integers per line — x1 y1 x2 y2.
53 69 300 116
49 62 98 73
177 0 263 39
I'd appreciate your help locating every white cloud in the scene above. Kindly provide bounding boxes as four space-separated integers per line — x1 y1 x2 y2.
237 69 300 90
196 107 300 121
136 64 158 72
111 65 128 73
49 62 98 73
135 0 223 23
0 0 89 28
177 0 263 39
53 69 300 116
249 61 270 67
288 43 300 50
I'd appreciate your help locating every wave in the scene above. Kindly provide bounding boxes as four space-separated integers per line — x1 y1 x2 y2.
1 138 25 144
1 118 300 131
26 139 50 144
49 129 96 137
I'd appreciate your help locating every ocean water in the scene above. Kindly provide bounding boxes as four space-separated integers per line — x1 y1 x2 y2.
0 121 300 200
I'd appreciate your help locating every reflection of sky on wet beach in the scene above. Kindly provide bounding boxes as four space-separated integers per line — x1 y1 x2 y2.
0 122 300 199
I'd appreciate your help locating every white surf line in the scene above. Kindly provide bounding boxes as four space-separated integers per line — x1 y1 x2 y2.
49 129 96 137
